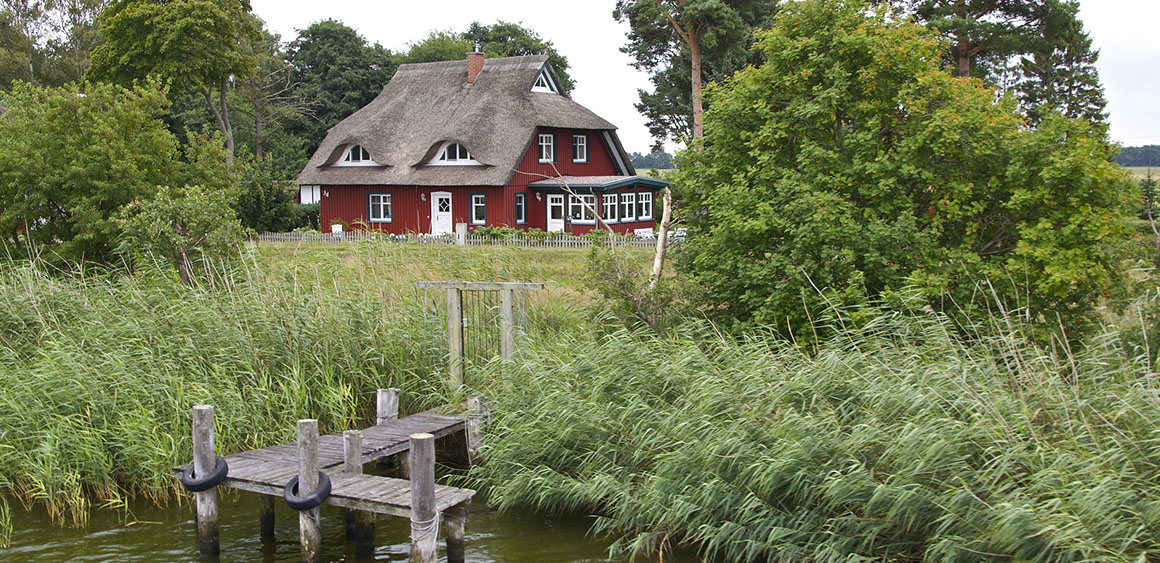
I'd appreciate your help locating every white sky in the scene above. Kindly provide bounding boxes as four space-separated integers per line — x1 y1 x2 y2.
251 0 1160 155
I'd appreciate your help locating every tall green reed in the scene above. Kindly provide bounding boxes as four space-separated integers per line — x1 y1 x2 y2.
470 300 1160 562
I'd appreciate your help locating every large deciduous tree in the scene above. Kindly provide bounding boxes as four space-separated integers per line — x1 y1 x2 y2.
88 0 261 160
285 19 394 157
676 0 1136 339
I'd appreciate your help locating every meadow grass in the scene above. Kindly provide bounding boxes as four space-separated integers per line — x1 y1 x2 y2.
1128 166 1159 179
470 299 1160 562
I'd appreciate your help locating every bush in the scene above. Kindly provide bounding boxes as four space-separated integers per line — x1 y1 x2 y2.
675 0 1137 341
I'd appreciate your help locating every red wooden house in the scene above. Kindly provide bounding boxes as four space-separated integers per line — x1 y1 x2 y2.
296 51 667 235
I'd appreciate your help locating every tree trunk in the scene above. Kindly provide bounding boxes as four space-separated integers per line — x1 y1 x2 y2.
689 28 704 141
250 78 264 160
956 35 971 77
176 249 192 286
202 82 235 164
649 187 673 290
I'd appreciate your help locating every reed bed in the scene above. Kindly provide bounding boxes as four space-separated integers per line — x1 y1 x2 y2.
471 304 1160 561
0 243 586 527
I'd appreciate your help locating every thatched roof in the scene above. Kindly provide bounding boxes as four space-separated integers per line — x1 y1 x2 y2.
297 55 631 187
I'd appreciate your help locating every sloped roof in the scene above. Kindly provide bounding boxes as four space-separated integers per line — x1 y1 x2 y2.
297 55 627 187
527 175 669 191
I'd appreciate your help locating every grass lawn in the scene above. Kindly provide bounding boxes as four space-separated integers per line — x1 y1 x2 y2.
1127 166 1158 179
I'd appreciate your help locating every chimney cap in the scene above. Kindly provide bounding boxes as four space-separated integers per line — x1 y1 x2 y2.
471 42 483 54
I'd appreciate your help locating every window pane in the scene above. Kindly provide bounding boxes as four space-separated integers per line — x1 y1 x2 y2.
361 147 370 160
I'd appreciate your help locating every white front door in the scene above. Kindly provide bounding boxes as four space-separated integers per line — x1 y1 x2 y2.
546 194 565 233
431 192 453 235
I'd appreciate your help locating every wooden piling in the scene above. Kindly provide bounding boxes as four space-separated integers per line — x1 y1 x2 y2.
259 496 275 541
343 430 375 556
408 433 438 563
376 388 399 425
499 287 515 363
298 419 323 563
466 394 487 465
444 504 469 563
191 405 219 557
446 288 464 391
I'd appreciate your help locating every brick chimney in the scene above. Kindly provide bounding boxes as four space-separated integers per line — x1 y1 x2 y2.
467 43 484 84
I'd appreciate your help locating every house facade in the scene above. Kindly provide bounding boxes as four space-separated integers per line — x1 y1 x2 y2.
296 52 666 235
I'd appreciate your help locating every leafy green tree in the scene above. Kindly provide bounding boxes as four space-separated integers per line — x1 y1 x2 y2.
0 1 43 87
901 0 1036 79
0 80 231 263
614 0 775 144
399 30 469 64
284 19 394 157
232 155 296 233
402 22 574 91
89 0 261 159
1016 0 1106 128
117 182 245 285
1117 146 1160 168
676 0 1136 339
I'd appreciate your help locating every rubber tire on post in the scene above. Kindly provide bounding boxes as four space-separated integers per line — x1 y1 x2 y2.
180 456 229 492
283 471 332 511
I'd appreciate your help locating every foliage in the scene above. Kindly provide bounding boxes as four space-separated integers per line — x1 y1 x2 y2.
1015 0 1106 128
628 149 675 169
293 202 320 231
900 0 1035 79
285 19 395 157
0 80 187 263
0 0 108 88
1118 145 1160 167
585 241 687 331
473 302 1160 562
233 155 297 233
614 0 775 144
89 0 262 156
675 0 1136 340
401 22 574 91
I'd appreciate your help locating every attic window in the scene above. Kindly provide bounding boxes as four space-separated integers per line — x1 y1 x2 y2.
531 69 559 94
427 142 482 166
335 144 379 167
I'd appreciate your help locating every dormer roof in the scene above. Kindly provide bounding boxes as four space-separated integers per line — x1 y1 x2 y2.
297 55 629 187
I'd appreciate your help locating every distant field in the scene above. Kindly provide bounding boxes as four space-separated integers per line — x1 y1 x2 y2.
1127 166 1158 179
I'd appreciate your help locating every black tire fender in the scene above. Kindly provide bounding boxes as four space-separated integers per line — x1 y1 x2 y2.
283 471 332 511
180 456 229 492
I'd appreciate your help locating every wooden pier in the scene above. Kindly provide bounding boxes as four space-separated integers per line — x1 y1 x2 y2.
174 389 484 562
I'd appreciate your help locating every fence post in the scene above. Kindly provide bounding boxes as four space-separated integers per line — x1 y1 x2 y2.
259 496 275 541
344 430 375 556
298 419 323 563
444 504 469 563
466 394 487 465
500 288 516 364
446 287 464 391
455 223 467 246
191 405 219 557
409 433 438 563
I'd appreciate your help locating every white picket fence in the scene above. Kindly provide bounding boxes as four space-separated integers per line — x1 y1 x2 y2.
255 231 675 249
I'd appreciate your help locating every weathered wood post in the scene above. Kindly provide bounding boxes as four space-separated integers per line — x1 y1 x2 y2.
298 419 323 563
446 287 464 391
465 394 487 465
344 430 375 556
191 405 219 557
409 433 438 563
376 388 399 425
259 496 275 541
499 287 516 363
444 504 469 563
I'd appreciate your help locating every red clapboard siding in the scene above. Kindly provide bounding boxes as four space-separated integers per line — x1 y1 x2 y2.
320 185 505 235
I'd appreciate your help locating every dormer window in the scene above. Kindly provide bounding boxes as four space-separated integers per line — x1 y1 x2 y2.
334 144 379 167
427 141 482 166
531 68 559 94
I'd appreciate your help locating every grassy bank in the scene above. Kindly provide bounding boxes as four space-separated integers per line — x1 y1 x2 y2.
0 243 590 525
471 304 1160 561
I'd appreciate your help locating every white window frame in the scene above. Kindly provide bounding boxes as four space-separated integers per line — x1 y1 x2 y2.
619 192 636 222
572 134 588 163
601 194 618 223
299 185 321 205
470 193 487 225
515 192 527 224
538 133 554 163
428 142 481 166
637 192 654 220
569 194 596 224
531 69 559 94
335 144 378 167
368 193 392 223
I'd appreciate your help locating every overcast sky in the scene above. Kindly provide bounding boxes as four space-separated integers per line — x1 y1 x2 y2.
251 0 1160 155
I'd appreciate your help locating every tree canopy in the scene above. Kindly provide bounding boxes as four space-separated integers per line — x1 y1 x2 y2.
401 22 574 91
675 0 1136 339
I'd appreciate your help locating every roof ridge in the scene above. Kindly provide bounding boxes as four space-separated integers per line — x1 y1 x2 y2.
396 54 549 73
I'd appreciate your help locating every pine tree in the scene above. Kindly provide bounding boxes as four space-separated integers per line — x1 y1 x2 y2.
1016 0 1107 128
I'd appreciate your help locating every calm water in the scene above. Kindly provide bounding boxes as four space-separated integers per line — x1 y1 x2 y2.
2 494 659 562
